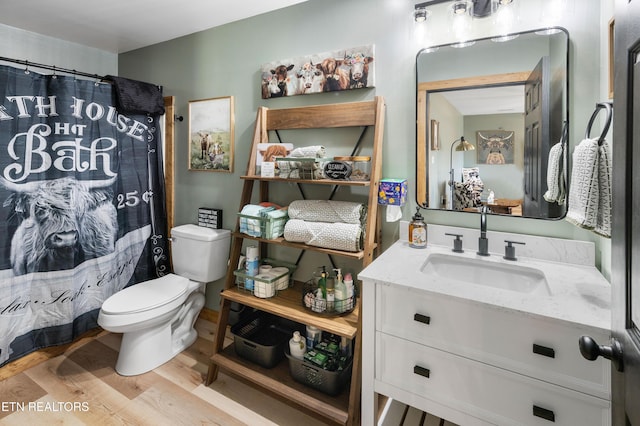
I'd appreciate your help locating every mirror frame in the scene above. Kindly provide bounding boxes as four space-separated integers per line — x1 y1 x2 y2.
415 27 570 220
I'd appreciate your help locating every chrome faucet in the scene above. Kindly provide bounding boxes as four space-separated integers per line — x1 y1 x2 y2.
477 205 490 256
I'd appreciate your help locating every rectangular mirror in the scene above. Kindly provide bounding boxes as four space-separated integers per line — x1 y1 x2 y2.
416 28 569 219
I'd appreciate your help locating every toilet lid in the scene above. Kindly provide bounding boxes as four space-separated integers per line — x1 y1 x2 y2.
101 274 190 315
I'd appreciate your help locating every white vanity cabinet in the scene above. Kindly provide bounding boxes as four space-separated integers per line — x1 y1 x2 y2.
360 230 612 426
371 283 610 426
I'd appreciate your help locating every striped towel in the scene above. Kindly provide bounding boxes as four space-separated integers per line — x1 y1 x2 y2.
543 140 566 205
566 138 612 238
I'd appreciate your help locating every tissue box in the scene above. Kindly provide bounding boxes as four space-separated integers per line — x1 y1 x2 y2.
378 179 407 206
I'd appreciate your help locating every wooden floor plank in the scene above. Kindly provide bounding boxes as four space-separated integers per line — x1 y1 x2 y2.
133 377 245 426
0 394 86 426
22 355 135 425
202 371 329 426
191 383 280 426
0 373 47 420
65 339 160 400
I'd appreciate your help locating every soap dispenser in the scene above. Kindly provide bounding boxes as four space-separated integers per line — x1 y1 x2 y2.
409 207 427 249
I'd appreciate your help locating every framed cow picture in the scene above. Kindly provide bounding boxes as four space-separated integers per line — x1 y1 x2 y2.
260 45 375 99
188 96 234 172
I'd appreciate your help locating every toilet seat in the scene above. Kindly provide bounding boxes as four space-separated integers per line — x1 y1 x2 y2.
101 274 190 315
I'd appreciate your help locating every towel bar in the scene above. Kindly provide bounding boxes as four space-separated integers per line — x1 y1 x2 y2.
585 102 613 146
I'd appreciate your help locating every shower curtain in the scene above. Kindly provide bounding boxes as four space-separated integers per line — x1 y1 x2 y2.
0 65 169 366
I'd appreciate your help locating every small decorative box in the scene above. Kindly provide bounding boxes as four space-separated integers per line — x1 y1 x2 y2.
198 207 223 229
378 179 407 206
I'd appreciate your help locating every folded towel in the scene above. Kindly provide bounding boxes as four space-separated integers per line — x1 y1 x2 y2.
566 138 611 237
288 200 366 224
261 207 289 239
283 219 363 252
239 204 272 237
595 141 612 237
289 146 326 158
543 140 566 205
105 75 165 115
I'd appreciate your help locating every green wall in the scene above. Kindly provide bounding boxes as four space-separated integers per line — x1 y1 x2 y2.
118 0 613 310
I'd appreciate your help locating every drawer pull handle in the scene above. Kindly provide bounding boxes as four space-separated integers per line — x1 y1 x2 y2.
533 405 555 422
533 344 556 358
414 313 431 325
413 365 430 378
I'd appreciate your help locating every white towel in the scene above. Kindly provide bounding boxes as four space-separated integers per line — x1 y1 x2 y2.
283 219 363 252
595 141 612 237
543 140 566 205
289 145 326 158
566 138 612 238
288 200 366 224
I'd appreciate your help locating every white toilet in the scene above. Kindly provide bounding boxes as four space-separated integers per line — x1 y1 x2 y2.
98 224 230 376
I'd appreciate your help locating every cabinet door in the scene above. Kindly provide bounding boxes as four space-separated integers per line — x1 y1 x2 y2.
376 284 610 398
377 333 610 426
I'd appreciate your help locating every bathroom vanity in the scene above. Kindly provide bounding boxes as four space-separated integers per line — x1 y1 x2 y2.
360 225 611 426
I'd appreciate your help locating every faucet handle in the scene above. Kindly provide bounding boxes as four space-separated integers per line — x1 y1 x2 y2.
504 240 525 261
445 233 464 253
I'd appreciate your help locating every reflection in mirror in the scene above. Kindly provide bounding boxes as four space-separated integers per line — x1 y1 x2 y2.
416 28 569 219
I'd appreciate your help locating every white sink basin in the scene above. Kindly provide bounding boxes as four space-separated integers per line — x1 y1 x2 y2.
421 253 550 295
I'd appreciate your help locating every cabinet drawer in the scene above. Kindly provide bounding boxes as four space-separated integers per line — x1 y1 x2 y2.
376 283 610 398
377 333 610 426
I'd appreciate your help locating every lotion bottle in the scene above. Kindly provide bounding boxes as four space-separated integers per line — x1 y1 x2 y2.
343 273 354 311
409 207 427 249
334 268 347 313
289 331 306 360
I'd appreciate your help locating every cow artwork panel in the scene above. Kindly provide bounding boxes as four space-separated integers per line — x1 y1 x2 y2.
260 45 375 99
188 96 235 172
1 176 118 276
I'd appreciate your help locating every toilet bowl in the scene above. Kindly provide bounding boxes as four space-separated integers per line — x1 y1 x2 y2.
98 225 230 376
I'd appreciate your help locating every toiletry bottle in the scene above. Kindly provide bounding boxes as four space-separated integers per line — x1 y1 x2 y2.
306 325 322 349
343 273 354 311
326 275 335 312
340 336 352 358
319 266 327 299
334 268 347 313
289 331 306 360
487 189 495 204
409 207 427 249
244 245 259 290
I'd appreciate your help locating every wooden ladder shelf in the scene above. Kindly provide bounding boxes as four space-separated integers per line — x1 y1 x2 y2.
206 96 385 425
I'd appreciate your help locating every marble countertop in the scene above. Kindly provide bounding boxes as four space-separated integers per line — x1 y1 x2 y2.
359 236 611 334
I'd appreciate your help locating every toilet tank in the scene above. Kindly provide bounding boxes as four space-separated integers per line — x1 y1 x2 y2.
170 224 231 282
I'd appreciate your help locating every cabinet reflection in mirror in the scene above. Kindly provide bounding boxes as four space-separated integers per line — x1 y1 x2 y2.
416 28 569 219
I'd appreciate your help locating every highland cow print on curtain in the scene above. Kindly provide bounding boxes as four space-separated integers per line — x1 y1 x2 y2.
0 65 169 366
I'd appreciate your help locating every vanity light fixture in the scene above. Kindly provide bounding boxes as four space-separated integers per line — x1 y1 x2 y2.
449 136 476 209
414 0 518 23
414 6 431 22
